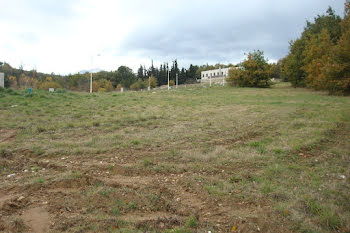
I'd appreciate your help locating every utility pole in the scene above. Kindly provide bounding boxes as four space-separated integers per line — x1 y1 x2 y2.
90 56 93 93
168 68 170 90
210 73 212 87
148 76 151 91
176 73 178 88
90 54 100 93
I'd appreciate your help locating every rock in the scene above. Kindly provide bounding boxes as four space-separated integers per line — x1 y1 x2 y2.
7 173 15 178
17 196 25 201
339 175 346 179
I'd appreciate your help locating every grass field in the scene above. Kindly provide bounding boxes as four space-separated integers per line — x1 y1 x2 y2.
0 83 349 233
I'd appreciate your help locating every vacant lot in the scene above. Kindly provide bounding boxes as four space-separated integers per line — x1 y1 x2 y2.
0 83 349 233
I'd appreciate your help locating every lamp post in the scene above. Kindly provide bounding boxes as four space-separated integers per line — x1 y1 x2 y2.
90 54 100 93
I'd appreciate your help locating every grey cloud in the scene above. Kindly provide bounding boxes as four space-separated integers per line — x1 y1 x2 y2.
120 0 344 65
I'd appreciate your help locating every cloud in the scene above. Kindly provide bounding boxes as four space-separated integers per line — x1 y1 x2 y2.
0 0 345 74
120 0 345 65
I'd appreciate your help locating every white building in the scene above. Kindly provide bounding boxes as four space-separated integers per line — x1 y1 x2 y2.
200 67 230 83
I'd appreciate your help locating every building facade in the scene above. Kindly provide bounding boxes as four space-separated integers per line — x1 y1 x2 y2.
200 67 230 83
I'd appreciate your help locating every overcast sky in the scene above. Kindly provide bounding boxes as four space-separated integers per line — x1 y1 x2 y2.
0 0 344 74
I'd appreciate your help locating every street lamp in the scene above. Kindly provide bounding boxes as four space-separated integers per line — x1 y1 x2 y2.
90 54 100 93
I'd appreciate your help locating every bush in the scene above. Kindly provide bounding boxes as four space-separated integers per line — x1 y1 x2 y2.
130 79 146 91
38 81 62 90
169 80 175 86
149 76 158 88
130 82 140 91
227 50 272 88
55 89 67 94
93 79 114 92
116 84 123 91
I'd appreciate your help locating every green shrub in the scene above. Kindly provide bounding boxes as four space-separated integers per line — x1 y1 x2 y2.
226 50 272 88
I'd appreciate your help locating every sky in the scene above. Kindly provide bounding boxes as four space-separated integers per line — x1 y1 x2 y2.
0 0 345 74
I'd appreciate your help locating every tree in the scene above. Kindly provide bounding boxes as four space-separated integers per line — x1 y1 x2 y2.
320 1 350 95
227 50 271 88
116 66 136 88
282 39 307 87
282 7 342 88
137 65 144 80
302 29 334 90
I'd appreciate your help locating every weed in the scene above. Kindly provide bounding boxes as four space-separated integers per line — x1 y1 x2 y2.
33 177 45 184
130 139 141 145
186 215 198 228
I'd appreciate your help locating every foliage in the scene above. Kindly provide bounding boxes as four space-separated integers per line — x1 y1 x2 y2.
116 84 123 91
281 4 349 94
130 79 146 91
302 29 334 90
281 39 307 87
169 80 175 86
148 76 157 88
92 79 113 92
38 79 62 90
226 50 271 88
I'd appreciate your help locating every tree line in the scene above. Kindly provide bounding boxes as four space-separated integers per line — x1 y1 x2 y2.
0 60 228 92
280 2 350 95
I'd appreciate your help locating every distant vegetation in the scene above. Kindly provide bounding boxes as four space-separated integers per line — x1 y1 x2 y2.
0 60 223 92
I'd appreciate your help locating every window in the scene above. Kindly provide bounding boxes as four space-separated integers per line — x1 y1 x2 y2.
206 74 208 77
202 74 204 78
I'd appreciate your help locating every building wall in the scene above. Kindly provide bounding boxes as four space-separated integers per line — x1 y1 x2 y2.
0 73 4 88
201 67 230 81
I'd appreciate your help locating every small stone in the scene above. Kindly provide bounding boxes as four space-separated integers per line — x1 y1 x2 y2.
176 198 180 202
23 169 28 173
339 175 346 179
7 173 15 178
17 196 25 201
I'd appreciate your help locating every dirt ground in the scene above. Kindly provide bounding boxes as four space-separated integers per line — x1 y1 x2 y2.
0 128 293 233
